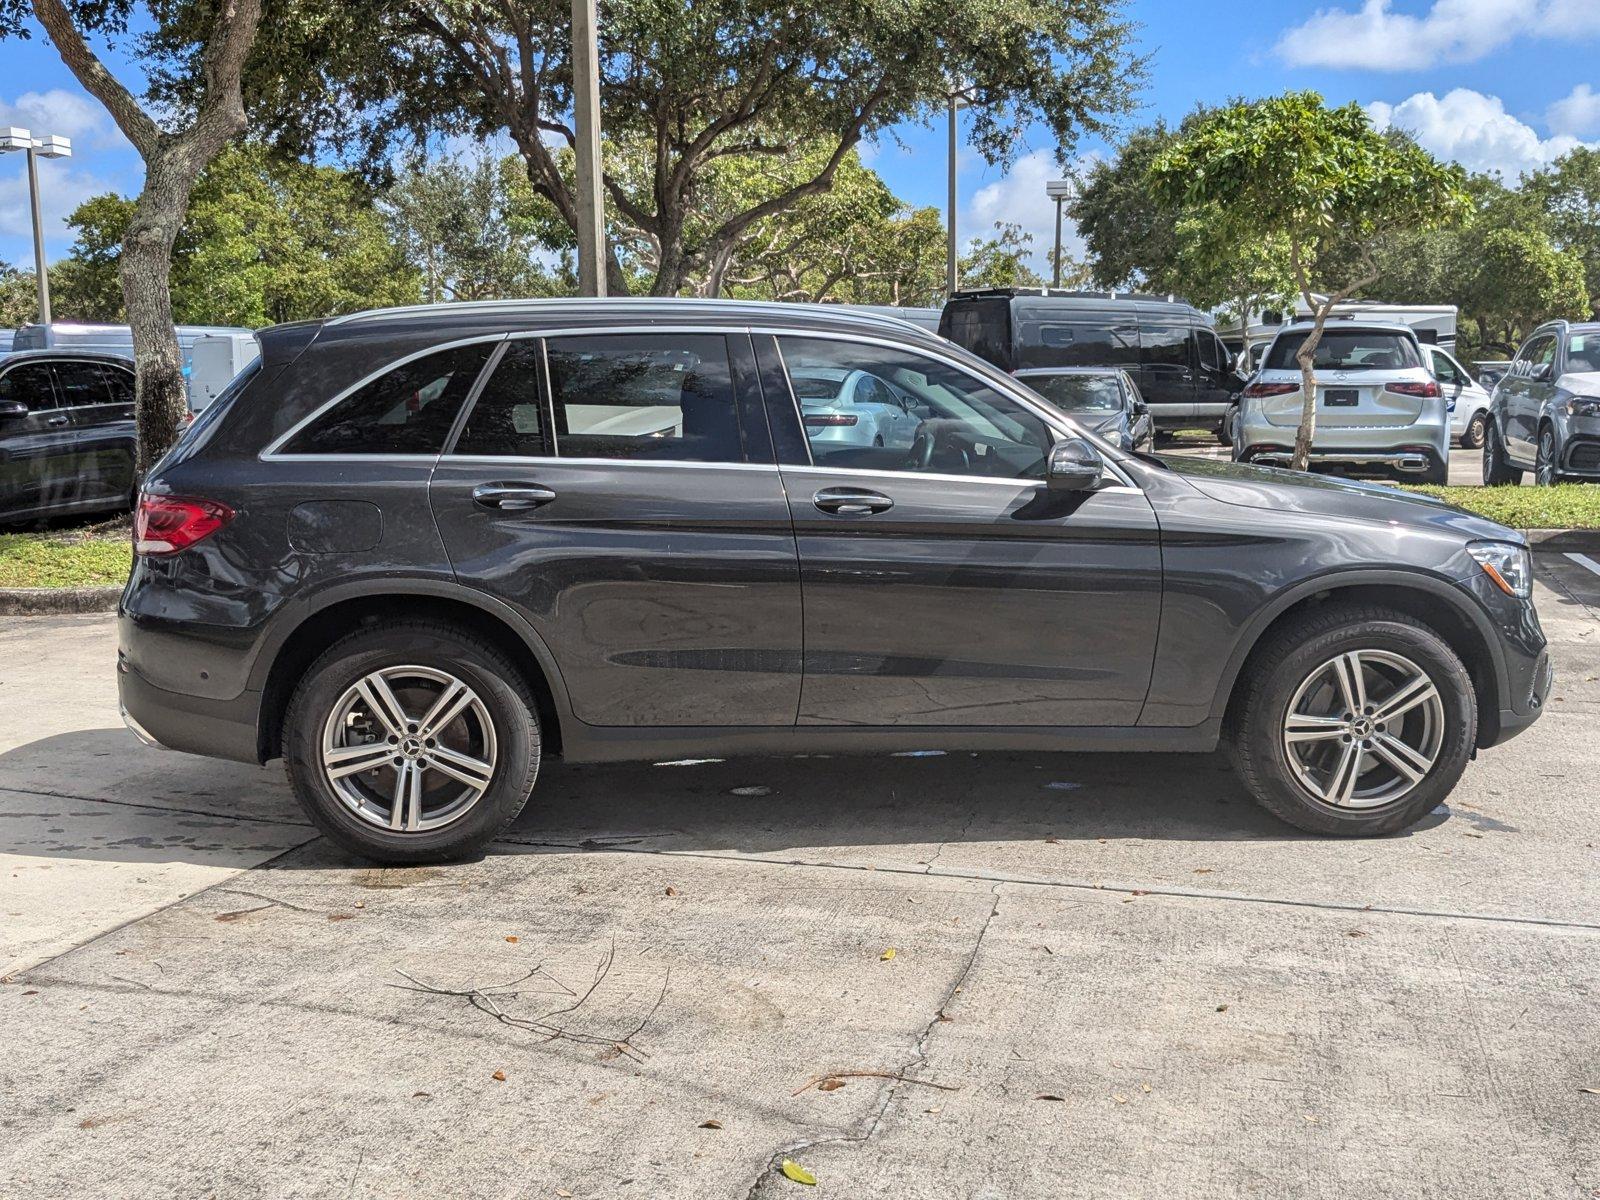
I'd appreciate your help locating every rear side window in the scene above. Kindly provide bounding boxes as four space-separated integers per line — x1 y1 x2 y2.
545 334 744 463
454 341 547 458
1265 330 1421 372
940 299 1013 368
1017 322 1138 369
281 342 494 456
100 364 135 405
52 361 112 407
1140 323 1192 368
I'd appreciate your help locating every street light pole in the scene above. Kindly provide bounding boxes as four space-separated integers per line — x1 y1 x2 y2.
946 95 958 299
571 0 606 297
1045 178 1075 292
1 128 73 326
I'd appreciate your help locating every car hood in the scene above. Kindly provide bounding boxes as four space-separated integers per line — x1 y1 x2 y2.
1157 455 1523 545
1083 413 1126 437
1558 370 1600 395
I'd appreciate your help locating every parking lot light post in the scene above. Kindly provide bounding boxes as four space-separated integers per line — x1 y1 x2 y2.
0 128 71 326
946 95 958 299
571 0 606 297
1045 178 1074 291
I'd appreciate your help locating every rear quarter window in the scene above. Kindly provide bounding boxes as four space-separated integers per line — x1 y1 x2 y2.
940 299 1013 369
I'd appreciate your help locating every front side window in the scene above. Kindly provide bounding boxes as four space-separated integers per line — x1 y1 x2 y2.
280 342 494 456
544 334 743 463
1019 322 1138 369
454 341 547 458
1517 336 1557 377
779 336 1052 480
1265 330 1422 372
1430 350 1464 386
52 361 112 408
100 364 135 405
0 364 58 411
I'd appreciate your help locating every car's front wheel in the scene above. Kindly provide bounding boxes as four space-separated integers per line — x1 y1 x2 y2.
283 620 541 863
1534 425 1565 486
1230 604 1476 836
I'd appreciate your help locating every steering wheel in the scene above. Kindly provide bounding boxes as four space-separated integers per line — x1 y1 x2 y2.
909 427 938 471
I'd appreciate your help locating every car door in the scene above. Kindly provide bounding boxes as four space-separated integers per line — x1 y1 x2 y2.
429 330 803 728
758 331 1161 728
1504 334 1556 460
1135 317 1197 426
1120 373 1153 450
1190 326 1238 422
54 359 137 508
0 361 78 518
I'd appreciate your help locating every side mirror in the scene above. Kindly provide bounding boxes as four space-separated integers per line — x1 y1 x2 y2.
1046 437 1104 491
0 399 28 421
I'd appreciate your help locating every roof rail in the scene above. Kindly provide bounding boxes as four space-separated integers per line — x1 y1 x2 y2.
948 286 1192 305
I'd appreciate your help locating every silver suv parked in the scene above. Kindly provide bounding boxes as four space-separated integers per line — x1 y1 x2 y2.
1236 321 1449 484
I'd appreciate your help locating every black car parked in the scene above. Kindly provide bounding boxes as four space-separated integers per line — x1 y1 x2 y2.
1482 320 1600 486
0 350 137 523
939 288 1243 439
1015 366 1154 453
120 300 1549 863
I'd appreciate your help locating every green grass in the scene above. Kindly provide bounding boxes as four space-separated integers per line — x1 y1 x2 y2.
1398 484 1600 530
0 518 132 589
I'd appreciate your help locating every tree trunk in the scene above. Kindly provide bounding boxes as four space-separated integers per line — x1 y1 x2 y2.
1291 301 1333 473
122 160 198 477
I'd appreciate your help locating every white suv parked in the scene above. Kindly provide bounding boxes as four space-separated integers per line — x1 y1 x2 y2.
1235 321 1449 484
1426 345 1493 449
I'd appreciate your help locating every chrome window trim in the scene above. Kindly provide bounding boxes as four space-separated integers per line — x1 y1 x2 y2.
758 326 1139 491
261 333 510 460
438 454 782 474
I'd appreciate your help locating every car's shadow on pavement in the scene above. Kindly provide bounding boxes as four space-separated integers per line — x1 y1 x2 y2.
0 729 1449 870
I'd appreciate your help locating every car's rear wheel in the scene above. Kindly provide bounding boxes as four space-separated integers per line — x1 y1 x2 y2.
1481 421 1523 486
283 621 540 863
1460 410 1487 450
1534 425 1564 486
1230 604 1476 836
1418 454 1449 485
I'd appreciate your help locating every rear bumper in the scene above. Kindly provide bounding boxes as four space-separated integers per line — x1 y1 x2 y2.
117 652 264 764
1243 449 1439 474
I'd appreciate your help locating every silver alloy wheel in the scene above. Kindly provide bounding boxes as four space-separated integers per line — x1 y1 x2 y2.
320 665 498 833
1536 429 1558 486
1282 649 1445 810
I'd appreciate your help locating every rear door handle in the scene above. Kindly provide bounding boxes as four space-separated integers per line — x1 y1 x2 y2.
472 482 557 511
813 487 893 516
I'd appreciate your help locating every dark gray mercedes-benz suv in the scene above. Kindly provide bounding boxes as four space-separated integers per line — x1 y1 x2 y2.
119 300 1550 862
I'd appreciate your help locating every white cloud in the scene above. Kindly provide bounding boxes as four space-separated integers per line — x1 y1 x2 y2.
1547 84 1600 139
0 165 114 252
0 89 125 150
1367 88 1594 178
963 149 1095 272
1276 0 1593 71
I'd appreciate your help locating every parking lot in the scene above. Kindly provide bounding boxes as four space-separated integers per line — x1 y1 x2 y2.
2 549 1598 1199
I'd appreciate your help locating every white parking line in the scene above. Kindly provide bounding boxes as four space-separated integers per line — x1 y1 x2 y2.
1563 552 1600 579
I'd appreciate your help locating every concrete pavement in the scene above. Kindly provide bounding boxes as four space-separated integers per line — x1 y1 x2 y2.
2 557 1597 1198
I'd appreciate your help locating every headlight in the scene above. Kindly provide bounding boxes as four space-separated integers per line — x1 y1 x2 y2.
1566 397 1600 418
1468 541 1532 599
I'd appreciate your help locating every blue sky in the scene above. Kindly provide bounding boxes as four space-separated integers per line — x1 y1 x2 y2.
2 0 1597 273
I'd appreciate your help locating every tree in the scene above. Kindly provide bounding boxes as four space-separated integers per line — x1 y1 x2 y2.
0 262 38 326
53 146 422 326
384 152 573 302
1523 147 1600 316
225 0 1140 296
4 0 263 475
958 223 1045 290
1071 120 1180 291
1151 92 1470 472
1463 227 1590 354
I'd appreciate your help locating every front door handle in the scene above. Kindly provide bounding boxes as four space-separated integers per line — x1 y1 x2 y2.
472 482 557 511
47 414 69 427
813 487 893 516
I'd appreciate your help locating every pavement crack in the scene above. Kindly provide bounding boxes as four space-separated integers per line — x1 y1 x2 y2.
738 883 1003 1199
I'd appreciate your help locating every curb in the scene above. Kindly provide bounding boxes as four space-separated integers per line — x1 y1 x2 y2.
1521 529 1600 553
0 586 122 616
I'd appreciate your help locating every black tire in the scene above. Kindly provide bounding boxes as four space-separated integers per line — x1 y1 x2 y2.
283 620 541 863
1216 409 1236 446
1229 603 1477 837
1418 454 1449 485
1460 410 1487 450
1534 424 1564 486
1481 420 1523 487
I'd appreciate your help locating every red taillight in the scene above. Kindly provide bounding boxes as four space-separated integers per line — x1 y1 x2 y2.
134 495 234 556
1243 382 1298 398
1386 381 1441 398
803 413 859 427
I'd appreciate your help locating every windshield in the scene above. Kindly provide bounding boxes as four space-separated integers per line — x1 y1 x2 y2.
1568 333 1600 375
1025 373 1124 413
1266 330 1421 372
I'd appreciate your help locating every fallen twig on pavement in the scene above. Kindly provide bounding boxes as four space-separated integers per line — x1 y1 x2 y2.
792 1070 962 1096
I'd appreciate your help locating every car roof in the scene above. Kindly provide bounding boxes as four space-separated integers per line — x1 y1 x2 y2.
1272 319 1417 336
0 349 134 367
1014 366 1124 376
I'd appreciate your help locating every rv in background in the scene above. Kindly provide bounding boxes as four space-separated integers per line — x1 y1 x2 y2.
0 329 14 356
11 322 258 409
1220 301 1458 371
